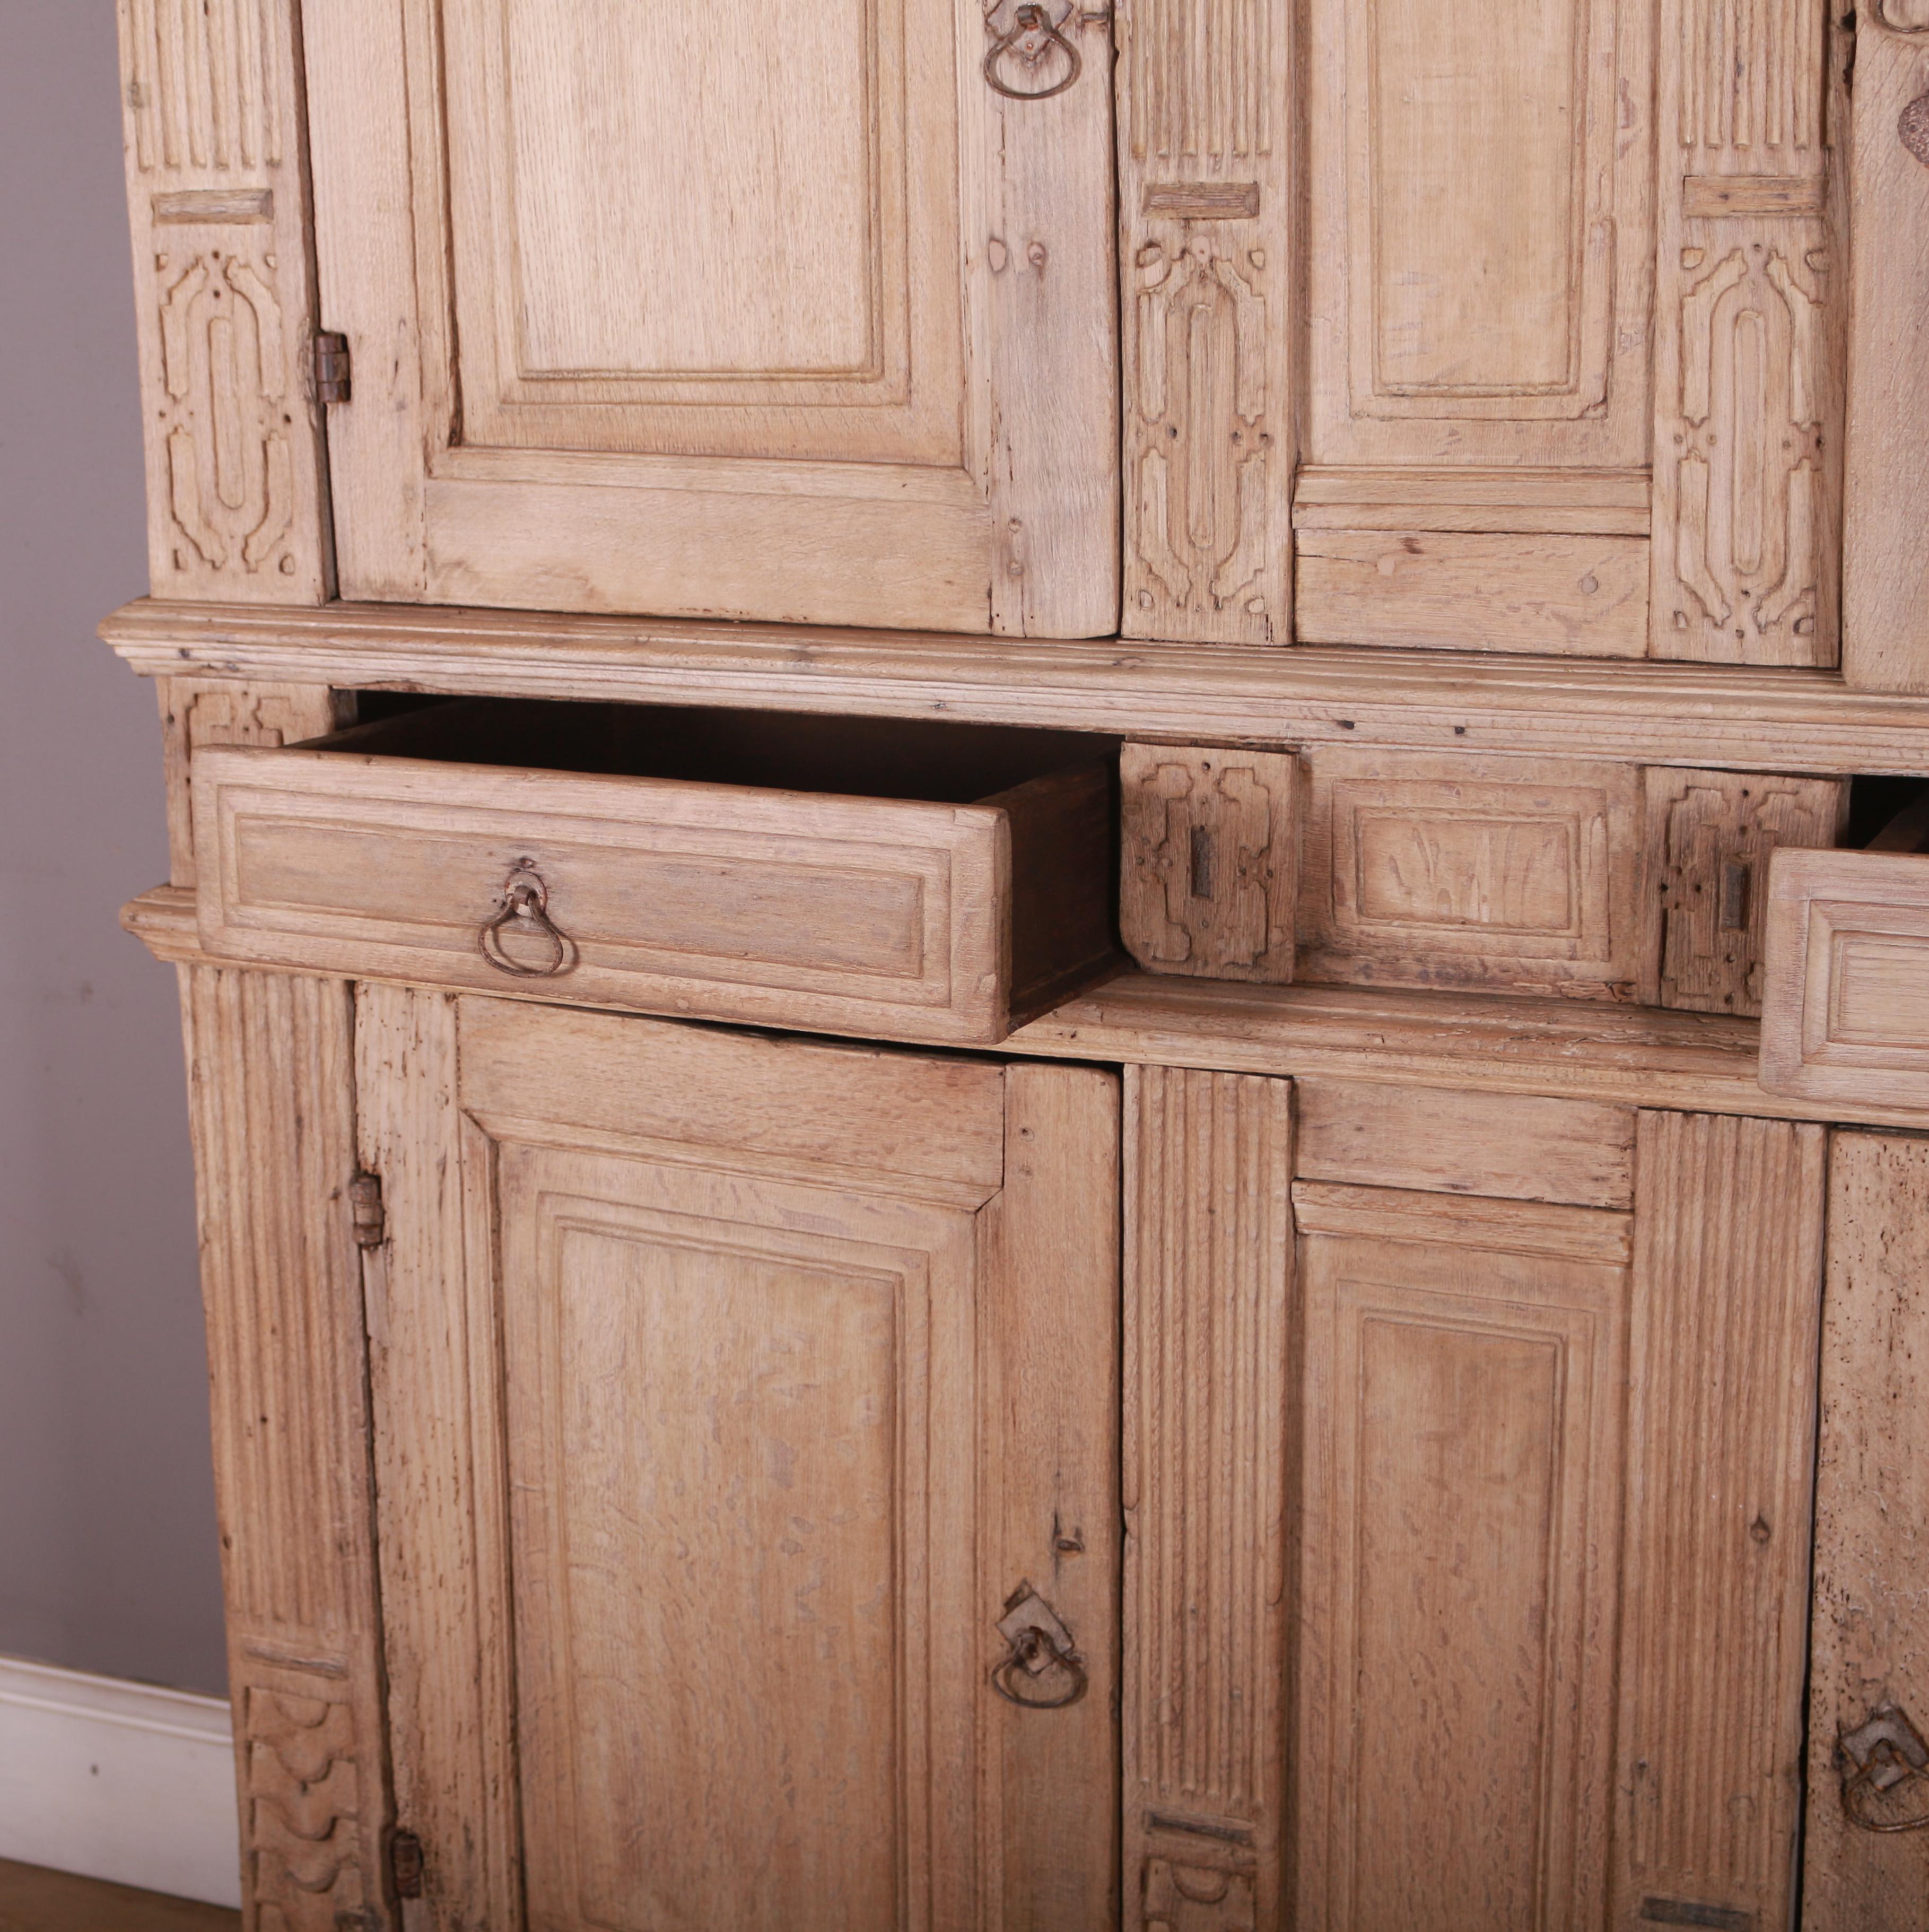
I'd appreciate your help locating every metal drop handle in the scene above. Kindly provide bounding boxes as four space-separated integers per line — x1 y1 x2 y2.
983 3 1084 100
991 1583 1088 1709
479 865 578 979
1840 1707 1929 1833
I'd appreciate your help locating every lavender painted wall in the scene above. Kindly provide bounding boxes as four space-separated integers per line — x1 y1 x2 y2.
0 5 226 1696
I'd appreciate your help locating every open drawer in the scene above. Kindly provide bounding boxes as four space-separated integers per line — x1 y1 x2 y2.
190 699 1116 1047
1761 843 1929 1109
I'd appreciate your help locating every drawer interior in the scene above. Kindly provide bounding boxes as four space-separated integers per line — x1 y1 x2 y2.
327 696 1116 807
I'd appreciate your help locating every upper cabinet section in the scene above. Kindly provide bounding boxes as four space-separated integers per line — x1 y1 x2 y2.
1119 0 1855 666
301 0 1120 634
117 0 1929 678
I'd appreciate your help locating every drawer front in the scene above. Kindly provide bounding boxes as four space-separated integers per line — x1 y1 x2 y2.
1762 848 1929 1107
193 747 1013 1043
1298 748 1644 996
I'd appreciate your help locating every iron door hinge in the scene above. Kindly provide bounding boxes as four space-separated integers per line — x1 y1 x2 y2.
348 1171 386 1249
313 330 352 405
389 1828 425 1901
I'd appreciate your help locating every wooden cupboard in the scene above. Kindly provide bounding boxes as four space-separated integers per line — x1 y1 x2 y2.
96 0 1929 1924
117 0 1929 675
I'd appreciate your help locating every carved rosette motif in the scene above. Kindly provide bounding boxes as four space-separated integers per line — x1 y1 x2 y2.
156 246 298 578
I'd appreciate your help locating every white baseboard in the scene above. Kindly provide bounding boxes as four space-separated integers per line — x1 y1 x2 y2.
0 1655 240 1909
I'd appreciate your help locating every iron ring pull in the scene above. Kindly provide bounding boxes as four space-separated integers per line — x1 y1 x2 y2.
1839 1708 1929 1832
991 1624 1089 1709
1842 1764 1929 1833
984 4 1083 99
479 865 578 980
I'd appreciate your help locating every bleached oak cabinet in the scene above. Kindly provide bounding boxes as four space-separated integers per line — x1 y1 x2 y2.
102 0 1929 1926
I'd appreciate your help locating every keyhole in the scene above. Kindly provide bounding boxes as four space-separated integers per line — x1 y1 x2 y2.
1190 828 1215 901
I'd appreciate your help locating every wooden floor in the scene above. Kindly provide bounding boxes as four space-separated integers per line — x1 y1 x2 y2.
0 1861 237 1932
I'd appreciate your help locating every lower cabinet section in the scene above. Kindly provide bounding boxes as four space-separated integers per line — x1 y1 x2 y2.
178 967 1921 1930
1124 1071 1827 1932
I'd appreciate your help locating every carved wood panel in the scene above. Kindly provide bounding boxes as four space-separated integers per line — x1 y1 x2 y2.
1117 0 1293 642
1297 749 1643 996
1120 743 1298 981
158 678 349 889
1639 765 1847 1014
177 967 390 1931
115 0 329 602
1124 1066 1293 1931
1649 0 1843 664
1294 1181 1630 1931
1614 1111 1826 1932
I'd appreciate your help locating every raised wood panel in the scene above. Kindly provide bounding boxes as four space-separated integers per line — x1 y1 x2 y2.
177 967 389 1931
1840 1 1929 690
158 678 348 887
1120 744 1297 982
1117 0 1293 643
115 0 329 602
1295 1181 1628 1931
1640 766 1847 1015
502 1147 972 1929
1294 1080 1635 1206
1615 1111 1825 1932
1297 749 1643 996
1649 0 1842 667
1805 1132 1929 1926
1124 1067 1293 1932
1759 847 1929 1107
1304 0 1652 471
1293 531 1650 657
365 999 1116 1929
306 0 1118 635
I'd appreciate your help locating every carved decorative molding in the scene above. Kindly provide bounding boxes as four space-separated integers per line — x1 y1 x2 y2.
1639 766 1847 1014
158 678 348 887
121 0 286 172
115 0 327 601
1117 0 1291 642
1616 1111 1825 1931
1651 0 1840 663
1144 1859 1259 1932
179 967 391 1929
1124 1066 1290 1929
1120 743 1297 980
1124 0 1274 163
246 1682 372 1932
156 247 298 581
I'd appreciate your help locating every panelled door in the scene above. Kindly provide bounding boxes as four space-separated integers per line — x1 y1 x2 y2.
356 990 1120 1929
303 0 1119 636
1123 1071 1829 1932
